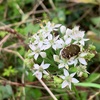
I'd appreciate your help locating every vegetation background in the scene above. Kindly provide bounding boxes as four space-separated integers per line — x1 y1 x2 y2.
0 0 100 100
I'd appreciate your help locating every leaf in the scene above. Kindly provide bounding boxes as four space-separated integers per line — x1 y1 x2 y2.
91 17 100 26
25 88 42 99
70 0 98 4
75 82 100 88
0 31 7 37
0 61 4 69
0 85 13 99
24 23 40 33
85 73 100 82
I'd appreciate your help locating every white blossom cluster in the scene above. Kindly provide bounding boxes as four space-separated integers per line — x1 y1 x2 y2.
28 21 94 89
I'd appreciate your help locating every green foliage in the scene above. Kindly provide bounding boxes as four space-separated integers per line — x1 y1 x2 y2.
25 88 42 100
76 83 100 89
2 66 17 77
85 73 100 82
0 85 13 99
91 17 100 26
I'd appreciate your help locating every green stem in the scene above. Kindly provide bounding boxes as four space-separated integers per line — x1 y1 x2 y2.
72 83 81 100
44 57 57 68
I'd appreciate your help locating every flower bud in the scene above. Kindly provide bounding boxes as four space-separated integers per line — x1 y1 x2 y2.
53 76 62 84
60 26 66 34
88 45 96 51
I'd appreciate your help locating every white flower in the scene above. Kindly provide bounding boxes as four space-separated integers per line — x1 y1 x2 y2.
44 34 63 50
60 69 79 89
42 21 61 33
76 65 89 77
53 55 69 69
78 52 87 65
60 25 66 34
33 61 50 79
70 26 89 46
61 29 72 46
67 57 78 66
65 28 73 38
32 32 48 48
29 44 46 60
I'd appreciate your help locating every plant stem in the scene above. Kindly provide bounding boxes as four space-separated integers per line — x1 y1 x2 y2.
36 76 58 100
45 57 57 68
72 83 81 100
22 64 25 100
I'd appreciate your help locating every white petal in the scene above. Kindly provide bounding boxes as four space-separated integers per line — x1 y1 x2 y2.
79 58 87 65
34 64 39 69
65 38 72 45
38 42 43 48
66 28 72 36
40 52 46 58
72 78 79 83
60 75 65 79
70 73 76 77
79 52 87 57
79 40 85 46
43 44 51 50
54 24 61 28
83 39 89 41
43 70 49 75
29 44 35 51
64 69 69 76
62 80 68 88
60 26 66 34
42 64 50 69
35 72 42 79
33 71 39 76
58 63 64 68
52 45 57 50
68 58 75 65
68 83 71 90
74 59 78 66
34 53 39 60
49 34 53 40
28 52 35 56
53 55 60 62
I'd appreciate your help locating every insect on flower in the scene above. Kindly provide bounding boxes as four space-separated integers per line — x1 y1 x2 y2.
61 44 80 59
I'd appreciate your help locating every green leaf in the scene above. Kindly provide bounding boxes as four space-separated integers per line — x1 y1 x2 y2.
75 82 100 89
85 73 100 82
25 88 42 99
0 85 13 99
24 23 40 33
0 61 4 69
0 32 7 37
91 17 100 26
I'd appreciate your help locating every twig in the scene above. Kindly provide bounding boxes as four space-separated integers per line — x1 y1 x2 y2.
49 0 56 10
22 64 26 100
68 8 92 26
15 3 24 15
93 65 100 73
0 34 11 46
0 28 24 42
88 90 100 100
0 48 24 61
36 77 58 100
0 18 39 28
37 0 51 15
27 0 44 16
5 43 21 49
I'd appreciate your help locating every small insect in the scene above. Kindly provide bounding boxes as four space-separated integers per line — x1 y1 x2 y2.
61 44 80 59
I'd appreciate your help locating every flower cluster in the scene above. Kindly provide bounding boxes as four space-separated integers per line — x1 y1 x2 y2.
28 21 95 89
